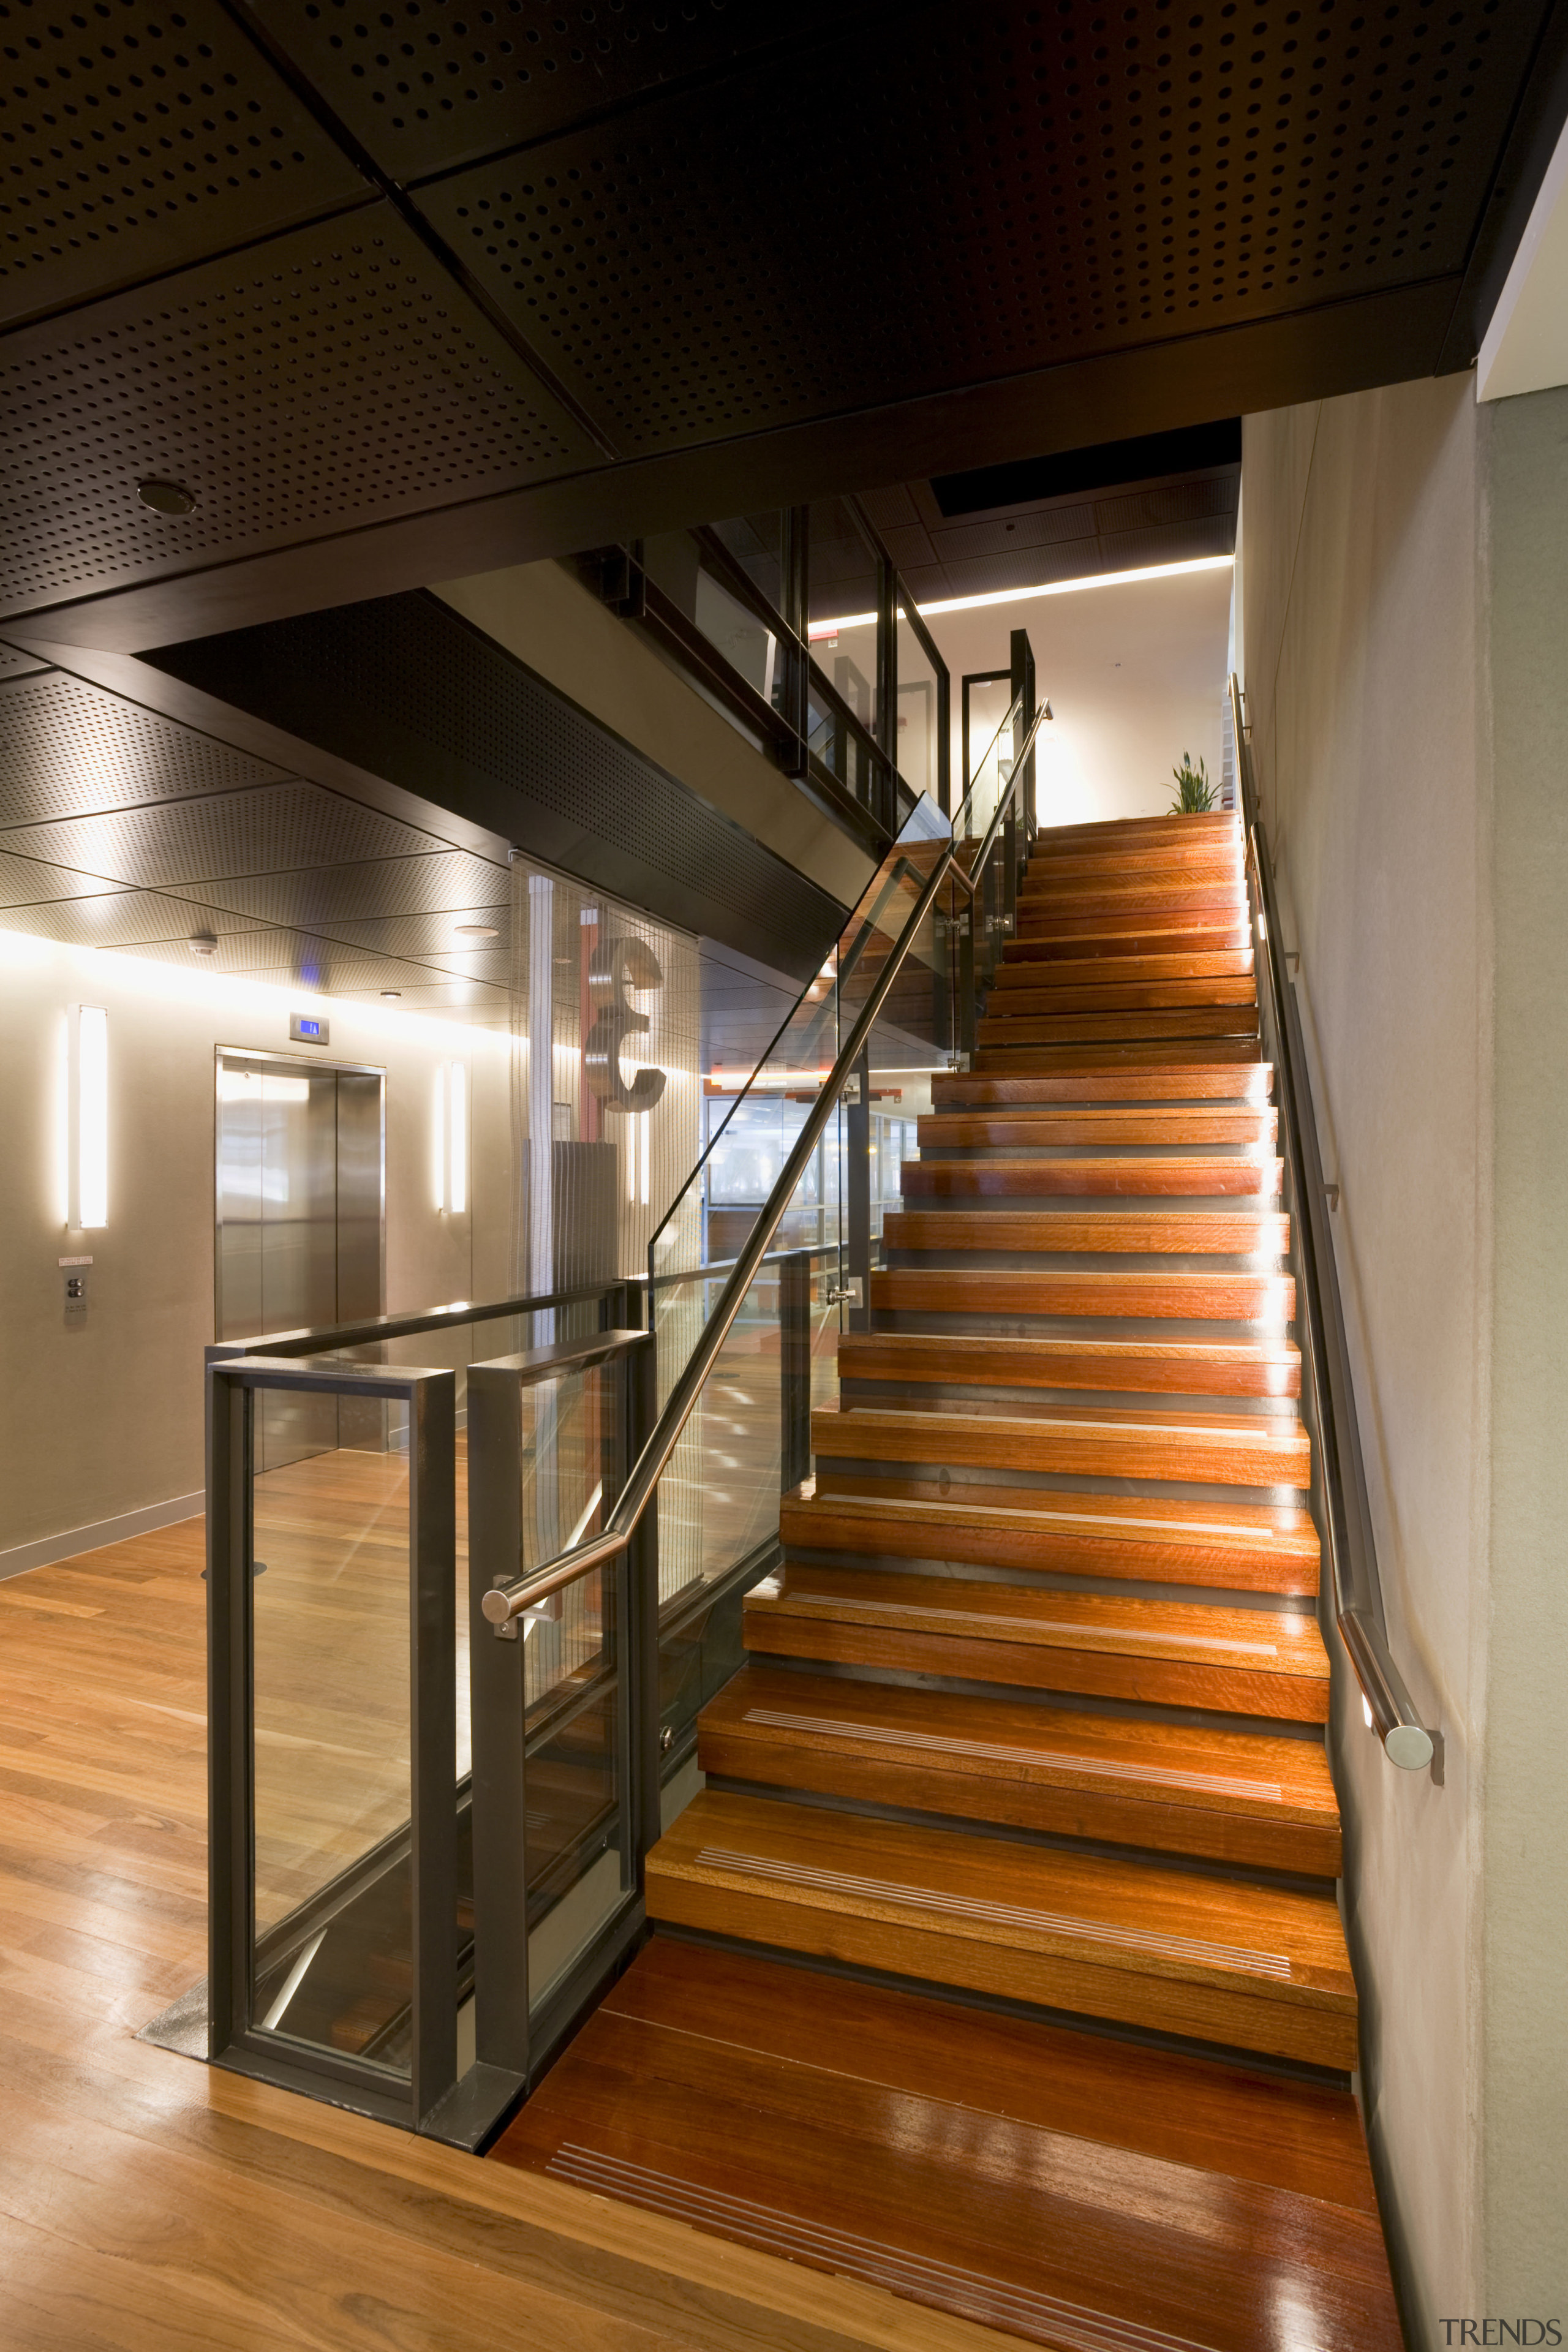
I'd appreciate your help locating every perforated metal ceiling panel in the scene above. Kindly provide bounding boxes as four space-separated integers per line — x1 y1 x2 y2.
418 0 1546 454
252 0 858 183
149 588 849 979
0 774 443 881
0 668 287 823
0 843 127 903
0 880 271 944
161 843 509 922
0 639 49 678
0 203 597 614
0 0 369 330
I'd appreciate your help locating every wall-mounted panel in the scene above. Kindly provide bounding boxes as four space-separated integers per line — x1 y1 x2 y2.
0 204 597 614
0 0 370 330
415 1 1544 456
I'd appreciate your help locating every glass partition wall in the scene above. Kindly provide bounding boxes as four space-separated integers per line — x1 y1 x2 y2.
206 648 1038 2154
582 494 948 842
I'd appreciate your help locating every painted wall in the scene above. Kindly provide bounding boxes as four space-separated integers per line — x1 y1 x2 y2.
0 929 512 1569
913 562 1233 822
1243 372 1568 2336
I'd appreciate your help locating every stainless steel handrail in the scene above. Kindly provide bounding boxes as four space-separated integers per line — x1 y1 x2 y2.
1229 674 1433 1772
483 699 1052 1627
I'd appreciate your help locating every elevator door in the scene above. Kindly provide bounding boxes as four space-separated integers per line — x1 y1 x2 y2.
216 1053 385 1463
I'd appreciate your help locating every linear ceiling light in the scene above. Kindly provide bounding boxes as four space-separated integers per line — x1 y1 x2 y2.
807 552 1235 639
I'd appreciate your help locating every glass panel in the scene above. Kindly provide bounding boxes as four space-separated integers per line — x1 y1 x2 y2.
807 496 878 646
709 511 784 625
524 1555 627 2009
509 1360 631 2013
895 608 941 804
249 1384 417 2076
960 682 1019 842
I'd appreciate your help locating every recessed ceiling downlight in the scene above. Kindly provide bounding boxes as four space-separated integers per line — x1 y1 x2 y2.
380 989 403 1000
138 478 197 516
189 931 219 956
454 923 499 939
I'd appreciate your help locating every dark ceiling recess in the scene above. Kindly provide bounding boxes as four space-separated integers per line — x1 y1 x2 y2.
146 592 846 982
933 423 1243 521
0 0 1564 646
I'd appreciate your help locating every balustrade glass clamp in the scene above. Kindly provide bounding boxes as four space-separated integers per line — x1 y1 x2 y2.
824 1276 864 1307
840 1074 862 1106
1325 1184 1341 1210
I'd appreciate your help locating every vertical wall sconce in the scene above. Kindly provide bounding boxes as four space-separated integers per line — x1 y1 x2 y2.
434 1060 468 1215
68 1003 108 1229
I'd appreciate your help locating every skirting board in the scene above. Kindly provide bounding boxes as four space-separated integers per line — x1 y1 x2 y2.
0 1489 205 1582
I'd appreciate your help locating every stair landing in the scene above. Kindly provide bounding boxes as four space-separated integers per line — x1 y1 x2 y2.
493 1939 1402 2352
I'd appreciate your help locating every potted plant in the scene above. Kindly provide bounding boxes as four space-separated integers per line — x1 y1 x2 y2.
1169 751 1215 813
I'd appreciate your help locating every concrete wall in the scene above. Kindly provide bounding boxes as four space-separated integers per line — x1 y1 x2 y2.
1475 383 1568 2325
1243 372 1568 2337
0 930 512 1568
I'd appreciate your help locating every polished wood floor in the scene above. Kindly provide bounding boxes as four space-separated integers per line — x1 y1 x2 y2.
0 1513 1023 2351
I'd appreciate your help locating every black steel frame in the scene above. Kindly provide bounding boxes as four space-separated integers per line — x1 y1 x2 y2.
206 1355 461 2134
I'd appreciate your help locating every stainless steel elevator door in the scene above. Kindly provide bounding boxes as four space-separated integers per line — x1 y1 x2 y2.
216 1052 385 1464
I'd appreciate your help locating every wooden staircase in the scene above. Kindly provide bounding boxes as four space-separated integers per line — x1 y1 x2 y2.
494 809 1401 2350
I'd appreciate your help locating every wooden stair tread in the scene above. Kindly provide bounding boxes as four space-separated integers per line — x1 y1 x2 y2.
812 1398 1310 1487
873 1265 1295 1319
646 1792 1355 2066
783 1477 1319 1594
885 1209 1291 1254
747 1567 1327 1681
1008 919 1253 952
903 1156 1282 1199
902 1156 1281 1197
650 1789 1351 1997
931 1063 1275 1105
495 1945 1396 2351
976 1009 1260 1045
703 1664 1340 1828
746 1564 1328 1720
975 1038 1264 1072
839 1329 1303 1397
985 978 1259 1013
920 1105 1276 1142
994 951 1254 986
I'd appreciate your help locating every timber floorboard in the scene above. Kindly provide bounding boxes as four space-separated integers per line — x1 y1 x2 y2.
0 1513 1027 2352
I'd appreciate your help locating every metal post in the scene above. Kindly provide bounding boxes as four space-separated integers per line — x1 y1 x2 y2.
876 551 897 834
846 1044 872 1335
779 1249 813 1492
781 505 810 773
409 1370 459 2130
624 1333 663 1863
466 1366 531 2087
959 896 977 1068
1011 628 1038 839
206 1369 251 2064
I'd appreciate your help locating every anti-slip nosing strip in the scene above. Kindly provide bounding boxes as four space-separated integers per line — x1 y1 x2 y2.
690 1846 1295 1978
777 1591 1286 1656
545 2143 1228 2352
738 1708 1284 1801
818 1494 1280 1539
